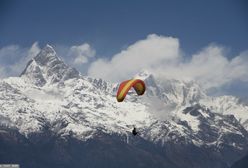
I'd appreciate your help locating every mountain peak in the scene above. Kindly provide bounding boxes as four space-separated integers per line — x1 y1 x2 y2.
34 44 59 66
44 43 55 51
20 45 79 86
40 44 59 57
135 70 153 80
45 43 54 49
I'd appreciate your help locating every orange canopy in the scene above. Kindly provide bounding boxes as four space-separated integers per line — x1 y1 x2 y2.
116 79 146 102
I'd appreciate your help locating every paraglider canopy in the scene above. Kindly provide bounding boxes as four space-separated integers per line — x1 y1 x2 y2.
116 79 146 102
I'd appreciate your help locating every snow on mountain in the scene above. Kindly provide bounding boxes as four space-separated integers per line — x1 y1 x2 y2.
135 70 207 106
136 70 248 130
200 96 248 130
1 44 248 155
1 45 152 139
20 44 79 86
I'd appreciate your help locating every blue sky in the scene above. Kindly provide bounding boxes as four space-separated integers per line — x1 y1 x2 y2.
1 0 247 56
0 0 248 98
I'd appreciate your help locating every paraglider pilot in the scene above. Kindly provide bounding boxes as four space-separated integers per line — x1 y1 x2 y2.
132 127 138 136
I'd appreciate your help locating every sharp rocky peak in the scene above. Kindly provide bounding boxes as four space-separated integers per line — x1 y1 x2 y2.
20 44 79 86
34 44 58 65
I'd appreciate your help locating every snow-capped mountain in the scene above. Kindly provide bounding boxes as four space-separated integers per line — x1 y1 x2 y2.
1 45 248 168
201 96 248 130
20 44 79 86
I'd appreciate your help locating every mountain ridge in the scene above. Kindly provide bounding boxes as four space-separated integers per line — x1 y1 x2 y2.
1 45 248 168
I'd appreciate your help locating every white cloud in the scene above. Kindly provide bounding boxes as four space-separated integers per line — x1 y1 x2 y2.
228 51 248 82
27 42 41 60
68 43 95 65
0 66 5 78
1 35 247 94
0 42 40 78
88 34 180 82
157 45 248 89
0 42 95 78
10 42 41 76
88 34 248 90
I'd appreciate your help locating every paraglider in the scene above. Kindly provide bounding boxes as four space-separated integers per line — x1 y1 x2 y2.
116 79 146 136
116 79 146 102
